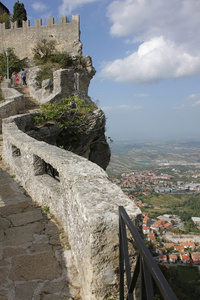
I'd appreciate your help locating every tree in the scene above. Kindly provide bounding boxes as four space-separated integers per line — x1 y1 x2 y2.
0 48 25 77
33 39 56 63
12 1 27 27
0 12 10 29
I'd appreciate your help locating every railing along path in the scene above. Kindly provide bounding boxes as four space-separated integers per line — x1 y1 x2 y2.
119 206 178 300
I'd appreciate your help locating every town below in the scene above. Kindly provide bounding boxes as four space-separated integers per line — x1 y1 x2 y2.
107 140 200 298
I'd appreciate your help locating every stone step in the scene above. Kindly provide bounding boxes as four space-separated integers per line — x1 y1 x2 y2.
15 85 40 111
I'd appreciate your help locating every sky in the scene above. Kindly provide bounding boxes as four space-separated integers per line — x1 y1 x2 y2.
4 0 200 142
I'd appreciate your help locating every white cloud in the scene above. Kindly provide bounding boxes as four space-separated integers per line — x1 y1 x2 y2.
101 106 113 111
102 104 143 111
118 105 143 110
58 0 99 15
107 0 200 51
187 94 200 106
100 36 200 84
173 104 186 110
101 0 200 84
32 2 47 12
187 94 200 101
192 101 200 106
133 93 149 98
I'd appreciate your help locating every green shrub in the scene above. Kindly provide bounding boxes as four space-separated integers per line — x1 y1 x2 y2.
33 39 88 69
33 39 56 64
35 96 96 130
43 206 50 213
34 96 97 151
35 66 53 86
50 52 73 68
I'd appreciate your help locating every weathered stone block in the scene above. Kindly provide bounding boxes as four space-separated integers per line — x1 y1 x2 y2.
3 222 45 246
9 209 43 226
9 252 62 281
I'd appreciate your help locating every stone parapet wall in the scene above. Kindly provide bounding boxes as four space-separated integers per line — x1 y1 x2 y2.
0 15 82 59
2 113 142 299
0 81 25 133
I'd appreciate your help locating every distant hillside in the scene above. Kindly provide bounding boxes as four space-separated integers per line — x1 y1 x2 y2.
106 140 200 177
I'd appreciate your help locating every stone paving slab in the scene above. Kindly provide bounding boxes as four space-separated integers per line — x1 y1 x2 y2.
0 135 81 300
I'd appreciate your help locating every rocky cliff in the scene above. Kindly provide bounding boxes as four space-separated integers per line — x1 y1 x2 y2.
25 56 111 170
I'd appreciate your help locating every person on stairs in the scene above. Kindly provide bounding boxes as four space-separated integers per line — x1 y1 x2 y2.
21 69 27 85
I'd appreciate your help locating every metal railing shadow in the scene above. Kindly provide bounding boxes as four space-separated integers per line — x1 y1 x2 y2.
119 206 178 300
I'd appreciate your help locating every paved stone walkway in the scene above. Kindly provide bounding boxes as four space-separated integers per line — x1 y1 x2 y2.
0 134 81 300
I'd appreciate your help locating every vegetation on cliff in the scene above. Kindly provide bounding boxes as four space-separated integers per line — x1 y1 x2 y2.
33 39 74 67
34 96 97 149
35 96 96 128
33 38 90 79
35 66 54 86
32 96 110 170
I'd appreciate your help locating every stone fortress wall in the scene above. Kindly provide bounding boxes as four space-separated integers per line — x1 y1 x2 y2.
2 114 142 300
0 15 82 59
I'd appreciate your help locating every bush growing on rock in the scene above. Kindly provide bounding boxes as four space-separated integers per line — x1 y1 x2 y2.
33 39 88 70
31 96 110 169
33 39 56 63
50 52 73 68
35 96 96 130
34 96 97 148
35 66 54 86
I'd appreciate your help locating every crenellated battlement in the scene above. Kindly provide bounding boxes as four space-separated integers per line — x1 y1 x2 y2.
0 15 82 60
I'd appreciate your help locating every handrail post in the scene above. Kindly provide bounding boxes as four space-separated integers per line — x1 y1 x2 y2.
119 214 124 300
119 206 178 300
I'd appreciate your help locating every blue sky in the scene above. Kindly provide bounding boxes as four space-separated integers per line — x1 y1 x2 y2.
4 0 200 142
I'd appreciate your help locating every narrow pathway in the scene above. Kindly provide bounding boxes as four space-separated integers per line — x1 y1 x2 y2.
0 118 81 300
15 85 40 113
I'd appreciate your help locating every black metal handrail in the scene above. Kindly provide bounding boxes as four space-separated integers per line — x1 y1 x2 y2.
45 162 60 181
119 206 178 300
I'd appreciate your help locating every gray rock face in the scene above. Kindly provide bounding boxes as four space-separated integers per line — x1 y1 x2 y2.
28 56 96 105
26 109 110 170
26 58 110 170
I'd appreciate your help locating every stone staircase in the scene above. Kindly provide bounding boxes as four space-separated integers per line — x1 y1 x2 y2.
15 85 40 113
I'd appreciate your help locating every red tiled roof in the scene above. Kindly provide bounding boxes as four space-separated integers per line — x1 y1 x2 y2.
166 243 174 248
